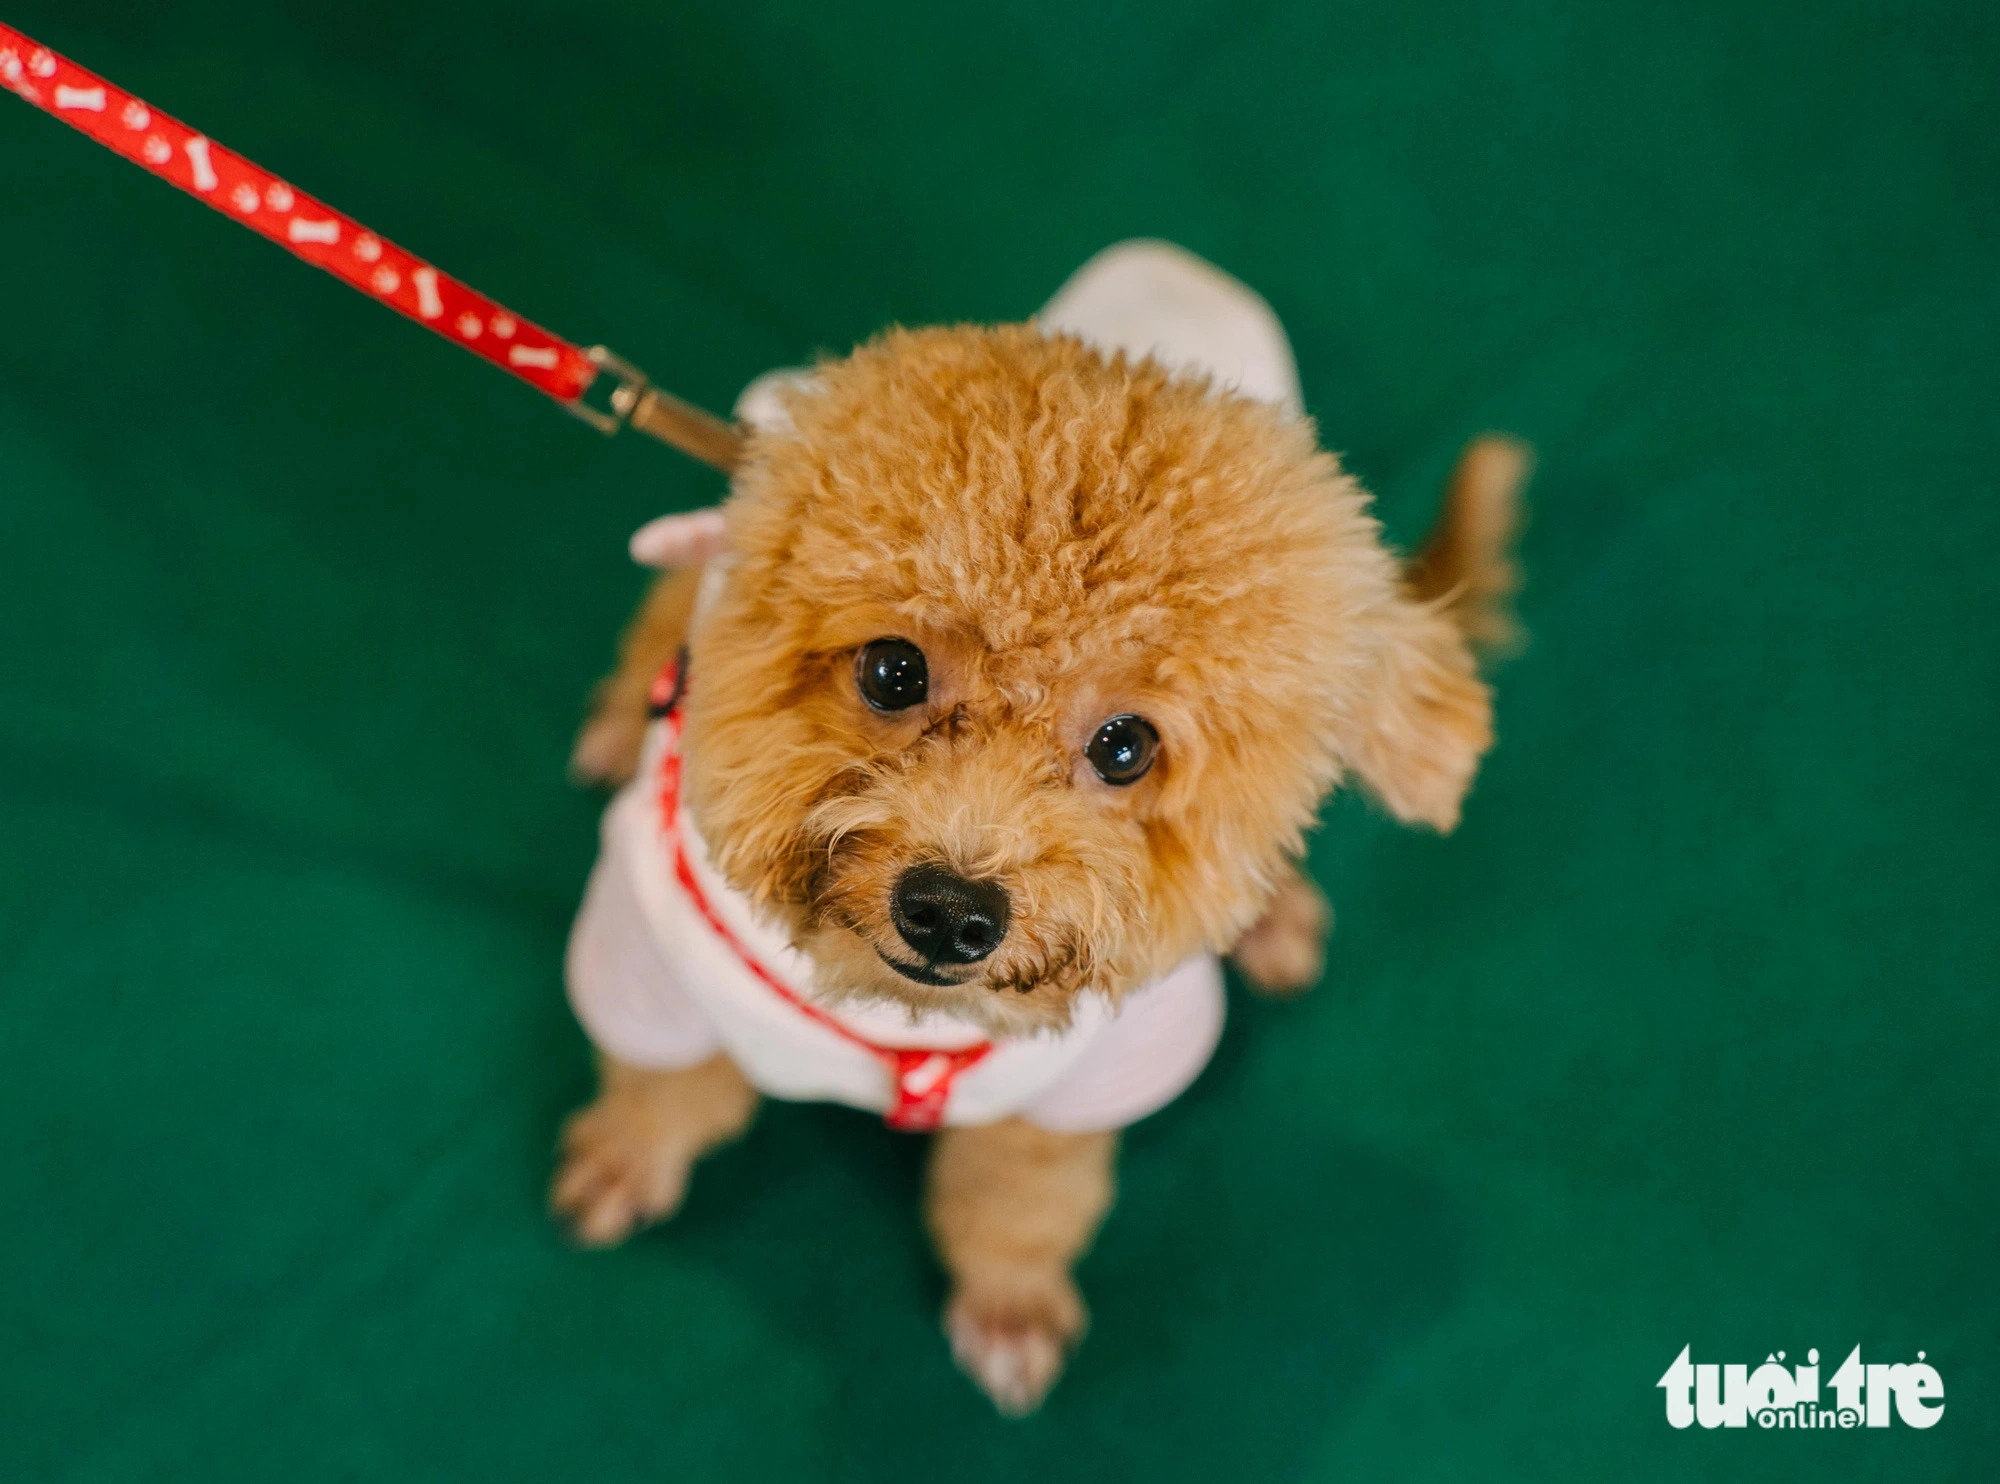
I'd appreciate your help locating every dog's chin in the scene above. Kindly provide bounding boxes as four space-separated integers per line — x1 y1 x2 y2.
873 949 969 988
794 923 1080 1036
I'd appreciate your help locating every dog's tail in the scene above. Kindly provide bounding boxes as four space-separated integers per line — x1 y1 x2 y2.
1405 434 1531 655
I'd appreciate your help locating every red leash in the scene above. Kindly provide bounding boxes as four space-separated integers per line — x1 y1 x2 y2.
1 23 743 468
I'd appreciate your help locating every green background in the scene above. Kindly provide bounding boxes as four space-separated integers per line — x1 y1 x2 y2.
3 2 1994 1479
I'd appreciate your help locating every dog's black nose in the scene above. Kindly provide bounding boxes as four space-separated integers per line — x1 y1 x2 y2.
890 864 1010 966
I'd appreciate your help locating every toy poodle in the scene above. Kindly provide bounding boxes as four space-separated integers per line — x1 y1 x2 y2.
551 241 1525 1414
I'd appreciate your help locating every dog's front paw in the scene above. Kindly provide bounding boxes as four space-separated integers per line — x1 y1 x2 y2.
944 1274 1086 1417
549 1096 695 1247
1228 870 1332 996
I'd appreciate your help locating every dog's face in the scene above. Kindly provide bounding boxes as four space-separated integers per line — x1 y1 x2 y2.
683 326 1490 1033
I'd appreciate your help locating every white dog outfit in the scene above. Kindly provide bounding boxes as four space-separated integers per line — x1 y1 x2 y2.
566 242 1301 1132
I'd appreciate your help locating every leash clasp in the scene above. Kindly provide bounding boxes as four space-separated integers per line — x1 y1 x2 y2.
569 344 747 472
568 344 650 434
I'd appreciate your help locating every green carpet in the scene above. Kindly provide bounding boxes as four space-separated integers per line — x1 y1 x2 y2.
3 3 1994 1479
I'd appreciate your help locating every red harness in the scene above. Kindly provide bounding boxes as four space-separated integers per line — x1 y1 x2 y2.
648 662 991 1131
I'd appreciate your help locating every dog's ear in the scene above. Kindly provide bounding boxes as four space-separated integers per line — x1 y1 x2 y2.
1334 595 1493 832
629 507 729 569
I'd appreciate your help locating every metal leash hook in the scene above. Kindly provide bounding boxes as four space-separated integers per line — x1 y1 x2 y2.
572 345 747 474
566 345 650 434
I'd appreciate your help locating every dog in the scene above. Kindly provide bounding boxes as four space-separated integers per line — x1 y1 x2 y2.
551 242 1525 1414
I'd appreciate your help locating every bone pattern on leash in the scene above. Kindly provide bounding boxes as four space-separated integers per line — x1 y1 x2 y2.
0 23 596 405
182 135 218 192
412 266 443 320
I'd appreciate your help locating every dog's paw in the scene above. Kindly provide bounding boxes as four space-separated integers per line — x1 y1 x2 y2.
549 1096 694 1247
944 1275 1086 1417
1228 870 1331 996
568 707 646 788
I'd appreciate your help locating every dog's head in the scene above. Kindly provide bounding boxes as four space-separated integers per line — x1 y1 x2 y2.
682 325 1490 1033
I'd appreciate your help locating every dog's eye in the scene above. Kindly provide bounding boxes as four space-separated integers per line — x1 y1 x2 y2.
855 638 929 712
1086 714 1159 785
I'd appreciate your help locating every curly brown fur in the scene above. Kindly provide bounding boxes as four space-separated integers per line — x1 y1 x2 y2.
560 323 1526 1413
1407 433 1531 655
